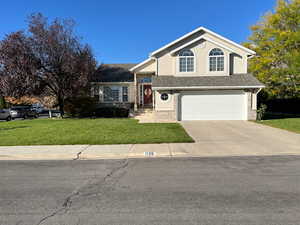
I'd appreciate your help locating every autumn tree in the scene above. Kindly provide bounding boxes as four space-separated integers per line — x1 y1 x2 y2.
0 13 97 115
0 31 38 98
244 0 300 99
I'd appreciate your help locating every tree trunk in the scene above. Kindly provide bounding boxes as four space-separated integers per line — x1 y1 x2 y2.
57 94 64 118
0 96 6 109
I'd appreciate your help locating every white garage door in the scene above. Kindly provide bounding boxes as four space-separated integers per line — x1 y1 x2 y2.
180 90 247 120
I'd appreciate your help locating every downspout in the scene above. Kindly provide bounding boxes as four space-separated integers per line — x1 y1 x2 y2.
153 56 158 110
134 72 138 111
155 56 158 76
252 88 262 110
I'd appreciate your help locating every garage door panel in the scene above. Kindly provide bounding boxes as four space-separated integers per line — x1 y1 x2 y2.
181 91 246 120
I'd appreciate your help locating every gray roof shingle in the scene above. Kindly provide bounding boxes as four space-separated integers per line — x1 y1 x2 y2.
104 63 137 70
92 64 137 82
152 74 264 89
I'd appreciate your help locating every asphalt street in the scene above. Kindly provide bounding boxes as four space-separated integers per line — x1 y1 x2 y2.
1 156 300 225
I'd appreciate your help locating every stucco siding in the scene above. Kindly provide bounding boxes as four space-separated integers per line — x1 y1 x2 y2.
247 92 257 120
155 91 174 111
138 60 156 73
151 30 249 76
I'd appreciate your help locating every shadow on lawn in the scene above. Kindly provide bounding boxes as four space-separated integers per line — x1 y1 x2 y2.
0 126 30 132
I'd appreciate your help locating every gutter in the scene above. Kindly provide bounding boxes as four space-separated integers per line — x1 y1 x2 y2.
152 85 265 91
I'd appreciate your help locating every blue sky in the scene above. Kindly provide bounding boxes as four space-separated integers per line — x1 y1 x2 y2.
1 0 276 64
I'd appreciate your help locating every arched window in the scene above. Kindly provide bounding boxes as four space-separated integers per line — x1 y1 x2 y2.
179 49 194 72
209 48 224 72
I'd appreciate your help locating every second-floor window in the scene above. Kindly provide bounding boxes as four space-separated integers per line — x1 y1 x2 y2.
209 48 224 72
179 49 194 72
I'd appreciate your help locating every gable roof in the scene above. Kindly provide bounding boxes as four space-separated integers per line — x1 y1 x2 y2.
152 74 264 90
130 26 255 72
130 58 155 72
92 64 136 82
169 36 235 56
150 26 256 56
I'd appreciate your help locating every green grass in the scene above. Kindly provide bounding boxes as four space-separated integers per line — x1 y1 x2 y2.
256 118 300 134
0 118 194 146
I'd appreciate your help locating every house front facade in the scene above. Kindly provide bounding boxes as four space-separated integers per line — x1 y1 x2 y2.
91 27 264 121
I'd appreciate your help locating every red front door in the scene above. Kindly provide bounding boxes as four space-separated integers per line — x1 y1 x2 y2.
143 85 152 105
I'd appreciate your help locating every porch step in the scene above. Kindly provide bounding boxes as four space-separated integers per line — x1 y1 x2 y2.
135 108 154 114
133 108 154 120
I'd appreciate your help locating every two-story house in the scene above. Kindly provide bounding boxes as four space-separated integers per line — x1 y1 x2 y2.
91 26 264 121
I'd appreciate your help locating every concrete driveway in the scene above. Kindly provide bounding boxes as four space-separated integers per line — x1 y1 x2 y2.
177 121 300 157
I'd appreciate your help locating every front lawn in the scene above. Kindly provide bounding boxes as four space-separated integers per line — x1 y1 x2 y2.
256 118 300 134
0 118 194 146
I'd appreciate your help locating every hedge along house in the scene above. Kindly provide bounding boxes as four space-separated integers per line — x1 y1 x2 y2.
92 27 265 121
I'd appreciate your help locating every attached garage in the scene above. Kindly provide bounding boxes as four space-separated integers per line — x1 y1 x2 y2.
180 90 247 120
152 74 265 121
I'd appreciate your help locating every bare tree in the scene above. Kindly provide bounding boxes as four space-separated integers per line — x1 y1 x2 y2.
0 31 38 97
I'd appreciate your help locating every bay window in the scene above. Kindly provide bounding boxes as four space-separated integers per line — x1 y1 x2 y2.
103 86 129 102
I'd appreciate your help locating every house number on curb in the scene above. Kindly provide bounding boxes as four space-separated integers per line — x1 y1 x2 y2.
144 152 156 157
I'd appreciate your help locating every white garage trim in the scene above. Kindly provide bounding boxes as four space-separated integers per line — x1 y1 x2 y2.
153 85 264 91
180 90 247 121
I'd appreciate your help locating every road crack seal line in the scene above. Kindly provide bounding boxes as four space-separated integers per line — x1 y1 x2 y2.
35 144 134 225
73 145 90 160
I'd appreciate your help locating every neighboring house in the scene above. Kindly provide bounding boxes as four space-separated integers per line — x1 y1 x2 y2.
92 27 264 121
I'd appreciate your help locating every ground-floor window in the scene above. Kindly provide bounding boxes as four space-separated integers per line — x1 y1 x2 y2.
103 86 128 102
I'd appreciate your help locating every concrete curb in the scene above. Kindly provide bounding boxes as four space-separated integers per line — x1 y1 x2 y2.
0 143 300 160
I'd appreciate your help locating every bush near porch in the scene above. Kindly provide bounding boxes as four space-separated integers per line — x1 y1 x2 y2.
0 118 194 146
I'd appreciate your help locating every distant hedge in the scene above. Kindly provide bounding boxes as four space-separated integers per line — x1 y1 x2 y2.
258 97 300 114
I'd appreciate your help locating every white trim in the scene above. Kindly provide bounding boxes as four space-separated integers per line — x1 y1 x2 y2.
204 37 235 53
178 49 195 73
245 92 248 120
208 48 225 73
150 26 256 57
160 92 171 103
153 85 265 91
130 58 155 72
138 82 152 106
170 36 203 55
174 74 229 77
91 82 133 85
252 88 262 110
170 36 236 56
102 85 129 103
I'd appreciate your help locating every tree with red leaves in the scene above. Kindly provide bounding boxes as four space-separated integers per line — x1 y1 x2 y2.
0 13 97 115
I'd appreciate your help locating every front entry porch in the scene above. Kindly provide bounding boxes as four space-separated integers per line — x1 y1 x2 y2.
134 73 154 110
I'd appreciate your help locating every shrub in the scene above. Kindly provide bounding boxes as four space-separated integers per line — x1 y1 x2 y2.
258 94 300 114
257 104 267 121
64 96 97 118
95 107 129 118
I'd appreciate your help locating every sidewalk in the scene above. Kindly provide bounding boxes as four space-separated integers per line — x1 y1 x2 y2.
0 141 300 160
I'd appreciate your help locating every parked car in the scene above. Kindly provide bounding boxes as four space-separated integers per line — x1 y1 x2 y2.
31 103 44 113
10 105 39 119
0 109 12 121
